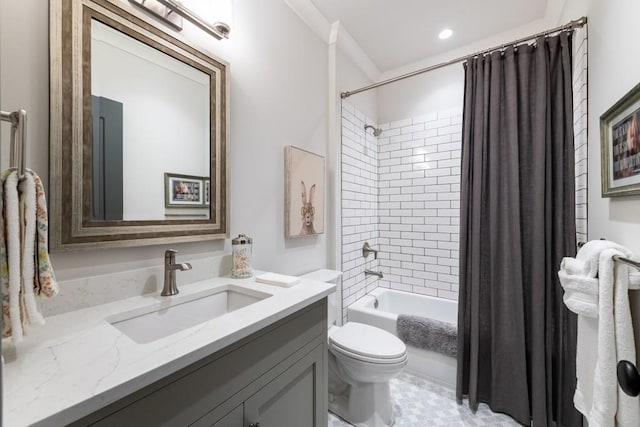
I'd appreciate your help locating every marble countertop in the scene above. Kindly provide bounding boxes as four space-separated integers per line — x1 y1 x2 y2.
2 274 335 427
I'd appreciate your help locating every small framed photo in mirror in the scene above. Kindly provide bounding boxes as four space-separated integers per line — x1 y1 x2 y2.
165 173 205 207
204 180 211 206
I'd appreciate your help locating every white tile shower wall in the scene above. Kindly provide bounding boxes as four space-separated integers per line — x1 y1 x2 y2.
573 27 588 244
377 108 463 301
342 35 586 306
341 101 380 322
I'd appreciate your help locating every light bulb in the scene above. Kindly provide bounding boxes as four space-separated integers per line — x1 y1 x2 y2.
439 28 453 40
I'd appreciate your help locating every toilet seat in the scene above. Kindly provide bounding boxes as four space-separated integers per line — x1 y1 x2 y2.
329 322 407 364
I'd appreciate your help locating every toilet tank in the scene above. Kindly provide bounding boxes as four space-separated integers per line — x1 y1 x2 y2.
300 269 342 326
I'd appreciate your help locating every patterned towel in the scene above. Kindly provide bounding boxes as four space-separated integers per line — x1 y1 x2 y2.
28 169 58 298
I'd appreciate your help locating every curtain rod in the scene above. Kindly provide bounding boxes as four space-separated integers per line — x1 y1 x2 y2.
341 16 588 99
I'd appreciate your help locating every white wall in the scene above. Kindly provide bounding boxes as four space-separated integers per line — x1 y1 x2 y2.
377 65 464 124
336 49 377 122
559 0 640 254
374 14 570 125
0 0 329 292
558 0 640 360
92 21 210 220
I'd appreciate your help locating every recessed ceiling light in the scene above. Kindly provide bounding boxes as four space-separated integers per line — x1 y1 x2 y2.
439 28 453 40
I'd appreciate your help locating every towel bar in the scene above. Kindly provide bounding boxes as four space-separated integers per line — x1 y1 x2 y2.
613 255 640 271
0 109 27 176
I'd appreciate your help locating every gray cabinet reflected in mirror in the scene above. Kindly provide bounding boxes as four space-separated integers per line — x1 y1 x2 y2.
49 0 229 250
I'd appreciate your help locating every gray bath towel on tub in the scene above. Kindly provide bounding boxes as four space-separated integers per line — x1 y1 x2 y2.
397 314 457 357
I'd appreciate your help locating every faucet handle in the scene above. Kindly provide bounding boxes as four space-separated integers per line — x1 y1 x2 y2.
362 242 378 259
165 249 178 261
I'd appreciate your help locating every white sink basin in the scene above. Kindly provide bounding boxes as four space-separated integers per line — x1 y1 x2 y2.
107 284 272 344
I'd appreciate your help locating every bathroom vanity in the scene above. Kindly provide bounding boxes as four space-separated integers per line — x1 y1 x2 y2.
2 276 334 426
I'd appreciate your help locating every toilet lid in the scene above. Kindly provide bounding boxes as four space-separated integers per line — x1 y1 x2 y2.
329 322 406 361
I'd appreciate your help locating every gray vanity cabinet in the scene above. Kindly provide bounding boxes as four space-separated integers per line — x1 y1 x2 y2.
210 405 243 427
71 300 328 427
243 345 323 427
203 345 324 427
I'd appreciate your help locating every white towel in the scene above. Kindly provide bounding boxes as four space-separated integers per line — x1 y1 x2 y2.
560 244 640 426
559 240 640 318
611 254 640 427
255 272 301 287
4 171 23 342
562 239 633 278
562 288 598 318
0 169 54 342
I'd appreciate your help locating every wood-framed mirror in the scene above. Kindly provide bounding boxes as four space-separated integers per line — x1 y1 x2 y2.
49 0 229 250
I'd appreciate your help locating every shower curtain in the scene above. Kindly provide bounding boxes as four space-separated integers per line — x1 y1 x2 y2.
456 32 582 427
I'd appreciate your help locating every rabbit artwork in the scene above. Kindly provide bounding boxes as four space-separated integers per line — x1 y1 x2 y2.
300 180 316 235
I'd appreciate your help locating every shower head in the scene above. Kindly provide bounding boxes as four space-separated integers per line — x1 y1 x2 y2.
364 124 382 137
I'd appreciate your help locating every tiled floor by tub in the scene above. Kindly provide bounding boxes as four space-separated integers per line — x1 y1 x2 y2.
328 372 520 427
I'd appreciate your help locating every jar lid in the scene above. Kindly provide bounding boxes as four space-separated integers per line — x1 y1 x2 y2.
232 233 252 245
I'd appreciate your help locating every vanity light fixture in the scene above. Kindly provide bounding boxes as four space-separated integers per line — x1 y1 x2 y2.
130 0 231 40
438 28 453 40
158 0 231 39
129 0 184 31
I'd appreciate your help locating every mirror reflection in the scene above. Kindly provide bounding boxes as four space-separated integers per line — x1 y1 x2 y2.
90 19 210 221
50 0 228 250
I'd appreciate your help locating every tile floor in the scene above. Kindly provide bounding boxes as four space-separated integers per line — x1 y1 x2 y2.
328 372 520 426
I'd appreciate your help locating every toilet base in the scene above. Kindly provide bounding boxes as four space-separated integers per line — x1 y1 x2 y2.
329 381 395 427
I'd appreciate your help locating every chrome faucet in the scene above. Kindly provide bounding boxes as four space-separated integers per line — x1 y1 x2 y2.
362 242 379 259
162 249 192 296
365 269 383 279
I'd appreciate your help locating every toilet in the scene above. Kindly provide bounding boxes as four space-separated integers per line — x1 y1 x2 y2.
300 269 407 427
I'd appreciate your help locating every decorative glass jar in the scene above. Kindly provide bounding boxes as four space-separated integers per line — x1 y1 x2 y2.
231 234 253 278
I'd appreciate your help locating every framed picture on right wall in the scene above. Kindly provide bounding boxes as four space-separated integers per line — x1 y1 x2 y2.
601 82 640 197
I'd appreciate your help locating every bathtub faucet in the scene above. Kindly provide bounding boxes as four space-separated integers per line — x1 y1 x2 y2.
362 242 379 259
365 269 383 279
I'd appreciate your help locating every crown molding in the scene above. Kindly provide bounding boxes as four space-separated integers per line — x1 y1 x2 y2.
282 0 380 82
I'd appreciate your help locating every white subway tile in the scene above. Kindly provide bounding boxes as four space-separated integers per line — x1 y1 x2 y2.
414 146 439 155
412 224 438 233
413 286 439 296
390 133 414 143
438 125 462 136
425 118 452 129
389 118 413 129
401 124 425 134
438 289 458 300
438 158 461 168
413 112 438 123
401 246 425 255
413 270 438 280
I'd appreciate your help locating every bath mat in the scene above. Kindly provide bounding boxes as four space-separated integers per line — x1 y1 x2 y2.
397 314 457 357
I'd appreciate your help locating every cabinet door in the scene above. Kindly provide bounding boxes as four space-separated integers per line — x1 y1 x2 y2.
244 345 325 427
210 404 243 427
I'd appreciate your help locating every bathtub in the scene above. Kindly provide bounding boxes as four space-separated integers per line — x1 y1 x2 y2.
348 288 458 388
